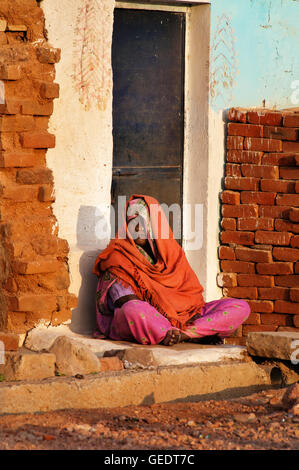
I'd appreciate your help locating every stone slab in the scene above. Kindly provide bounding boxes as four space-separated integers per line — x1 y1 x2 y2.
247 331 299 361
0 361 272 414
25 324 248 367
0 349 55 381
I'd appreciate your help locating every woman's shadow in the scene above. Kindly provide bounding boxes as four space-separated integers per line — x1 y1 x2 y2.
69 205 112 335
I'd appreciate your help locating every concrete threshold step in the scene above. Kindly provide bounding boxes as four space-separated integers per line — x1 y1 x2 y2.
24 324 248 367
0 360 278 415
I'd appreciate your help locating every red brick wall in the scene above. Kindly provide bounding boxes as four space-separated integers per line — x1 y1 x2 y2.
219 107 299 344
0 0 76 336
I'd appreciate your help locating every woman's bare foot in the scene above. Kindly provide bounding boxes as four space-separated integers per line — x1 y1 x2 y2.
161 329 189 346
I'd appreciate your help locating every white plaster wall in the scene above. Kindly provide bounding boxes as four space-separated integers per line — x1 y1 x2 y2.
42 0 115 333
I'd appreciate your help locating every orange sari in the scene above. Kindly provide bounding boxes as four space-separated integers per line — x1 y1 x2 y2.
93 195 204 330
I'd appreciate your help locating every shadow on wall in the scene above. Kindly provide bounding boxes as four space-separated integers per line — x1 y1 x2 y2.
70 205 111 335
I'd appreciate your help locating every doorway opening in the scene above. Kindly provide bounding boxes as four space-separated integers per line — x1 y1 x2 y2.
112 7 185 242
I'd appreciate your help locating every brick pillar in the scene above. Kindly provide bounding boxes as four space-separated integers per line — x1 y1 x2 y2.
218 107 299 343
0 1 77 338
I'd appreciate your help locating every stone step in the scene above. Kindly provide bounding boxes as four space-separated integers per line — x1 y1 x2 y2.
247 331 299 362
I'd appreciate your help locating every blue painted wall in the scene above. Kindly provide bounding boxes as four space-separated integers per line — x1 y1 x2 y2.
210 0 299 111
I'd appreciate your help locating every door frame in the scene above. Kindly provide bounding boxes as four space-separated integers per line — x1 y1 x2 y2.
115 0 211 298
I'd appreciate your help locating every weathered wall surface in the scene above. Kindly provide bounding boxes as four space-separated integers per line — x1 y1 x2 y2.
0 0 76 335
210 0 299 111
41 0 115 333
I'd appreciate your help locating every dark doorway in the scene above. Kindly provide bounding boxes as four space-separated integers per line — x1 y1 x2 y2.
111 8 185 240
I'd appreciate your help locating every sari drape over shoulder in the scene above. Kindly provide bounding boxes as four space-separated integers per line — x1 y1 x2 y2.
93 194 205 330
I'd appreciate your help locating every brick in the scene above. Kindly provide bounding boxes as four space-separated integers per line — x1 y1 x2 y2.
260 179 296 193
279 167 299 180
225 163 241 177
243 325 277 335
99 356 124 372
290 289 299 302
243 313 261 325
222 204 258 218
21 131 55 149
263 126 298 141
227 123 263 137
256 262 293 275
247 300 274 313
0 99 21 115
220 190 240 205
296 181 299 193
275 219 299 234
40 82 60 99
237 274 274 287
22 101 54 116
273 247 299 262
221 218 236 230
291 236 299 248
36 46 61 64
38 185 55 202
0 64 21 80
0 115 34 132
9 294 57 313
0 151 36 168
16 167 53 185
226 150 263 164
238 218 273 231
295 155 299 166
289 208 299 223
259 287 289 300
293 315 299 327
223 287 258 299
275 275 299 287
295 262 299 274
221 260 255 274
241 164 279 179
283 141 299 153
220 231 254 245
0 31 6 45
276 194 299 207
224 177 259 191
13 259 61 274
235 247 272 263
261 314 292 326
244 138 282 152
1 184 37 202
259 205 291 218
247 111 282 126
219 246 235 260
0 19 7 31
262 153 297 166
283 114 299 128
274 300 299 315
240 191 276 205
0 332 21 351
217 272 237 288
227 136 244 150
255 231 291 245
7 24 27 32
227 108 247 123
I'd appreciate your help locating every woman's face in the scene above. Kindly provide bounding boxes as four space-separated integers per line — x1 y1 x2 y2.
128 218 147 247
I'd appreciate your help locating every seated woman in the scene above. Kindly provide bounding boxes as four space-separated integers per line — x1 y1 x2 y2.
93 195 250 346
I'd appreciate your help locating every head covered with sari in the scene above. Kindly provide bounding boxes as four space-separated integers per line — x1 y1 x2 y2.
93 194 204 330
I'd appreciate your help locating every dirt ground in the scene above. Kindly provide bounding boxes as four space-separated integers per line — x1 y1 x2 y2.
0 386 298 452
